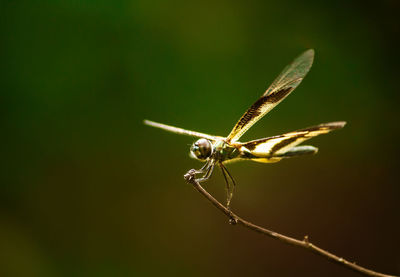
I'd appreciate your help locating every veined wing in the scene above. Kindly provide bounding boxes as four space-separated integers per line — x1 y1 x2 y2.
240 121 346 157
144 119 221 141
226 49 315 143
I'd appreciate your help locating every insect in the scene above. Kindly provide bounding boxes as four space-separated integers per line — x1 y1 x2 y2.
144 49 345 207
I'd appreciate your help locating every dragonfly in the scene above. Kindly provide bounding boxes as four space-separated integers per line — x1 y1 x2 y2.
144 49 345 207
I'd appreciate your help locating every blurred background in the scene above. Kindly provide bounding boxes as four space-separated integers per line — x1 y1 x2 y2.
1 0 399 276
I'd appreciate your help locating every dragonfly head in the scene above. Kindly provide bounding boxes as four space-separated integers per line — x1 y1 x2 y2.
190 138 213 161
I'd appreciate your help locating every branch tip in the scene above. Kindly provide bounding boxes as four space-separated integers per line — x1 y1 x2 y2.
184 169 196 182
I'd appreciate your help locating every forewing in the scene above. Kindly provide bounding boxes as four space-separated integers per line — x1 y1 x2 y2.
265 49 315 96
226 49 315 142
144 119 220 141
241 121 345 157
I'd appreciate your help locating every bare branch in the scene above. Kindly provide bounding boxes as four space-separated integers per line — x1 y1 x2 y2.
184 169 398 277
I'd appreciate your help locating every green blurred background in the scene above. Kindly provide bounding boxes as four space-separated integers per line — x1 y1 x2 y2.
1 1 399 276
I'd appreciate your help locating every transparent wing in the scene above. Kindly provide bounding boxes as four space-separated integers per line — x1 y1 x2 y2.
144 119 221 141
226 49 315 142
265 49 315 96
240 121 345 157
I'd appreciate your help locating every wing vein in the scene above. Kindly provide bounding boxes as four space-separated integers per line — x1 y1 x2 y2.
227 49 315 142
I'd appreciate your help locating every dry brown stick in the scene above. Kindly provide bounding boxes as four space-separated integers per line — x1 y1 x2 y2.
184 169 398 277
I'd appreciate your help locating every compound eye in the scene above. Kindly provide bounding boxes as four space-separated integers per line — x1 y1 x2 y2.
190 139 212 160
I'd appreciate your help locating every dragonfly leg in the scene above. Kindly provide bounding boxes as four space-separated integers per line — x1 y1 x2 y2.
196 162 215 183
193 160 211 174
220 164 231 206
184 159 215 182
219 163 236 209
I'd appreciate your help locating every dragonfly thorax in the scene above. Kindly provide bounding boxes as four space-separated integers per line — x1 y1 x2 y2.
213 140 239 161
190 138 213 161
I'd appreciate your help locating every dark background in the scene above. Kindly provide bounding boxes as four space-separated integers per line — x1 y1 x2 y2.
1 1 399 276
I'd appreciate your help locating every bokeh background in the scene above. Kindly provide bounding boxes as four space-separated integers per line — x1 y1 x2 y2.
1 1 399 276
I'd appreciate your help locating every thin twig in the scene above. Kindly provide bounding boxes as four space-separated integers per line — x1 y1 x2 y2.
184 169 398 277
